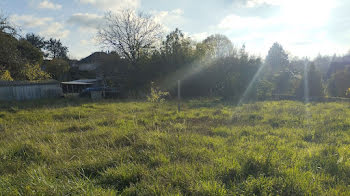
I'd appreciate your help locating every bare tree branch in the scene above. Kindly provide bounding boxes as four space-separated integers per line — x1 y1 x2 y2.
98 9 163 65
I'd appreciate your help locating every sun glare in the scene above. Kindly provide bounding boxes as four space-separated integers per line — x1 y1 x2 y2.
281 0 335 27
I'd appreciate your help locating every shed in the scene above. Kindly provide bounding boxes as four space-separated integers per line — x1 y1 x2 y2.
0 80 63 101
61 79 100 94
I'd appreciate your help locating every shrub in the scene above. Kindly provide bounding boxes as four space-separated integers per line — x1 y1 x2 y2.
147 82 169 103
0 69 13 81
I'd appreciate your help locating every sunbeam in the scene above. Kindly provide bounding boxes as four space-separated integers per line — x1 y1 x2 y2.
303 62 310 103
159 56 216 90
303 62 312 133
237 62 267 106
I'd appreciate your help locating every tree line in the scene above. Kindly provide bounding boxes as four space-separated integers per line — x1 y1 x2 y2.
1 10 350 100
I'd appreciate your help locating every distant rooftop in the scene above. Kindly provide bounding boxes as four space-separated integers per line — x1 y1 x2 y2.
61 79 100 85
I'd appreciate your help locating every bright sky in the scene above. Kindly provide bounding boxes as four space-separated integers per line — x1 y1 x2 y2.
2 0 349 60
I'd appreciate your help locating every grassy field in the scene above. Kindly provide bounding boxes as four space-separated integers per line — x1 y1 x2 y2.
1 99 350 195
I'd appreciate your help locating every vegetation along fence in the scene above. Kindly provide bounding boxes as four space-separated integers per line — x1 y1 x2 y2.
269 94 350 102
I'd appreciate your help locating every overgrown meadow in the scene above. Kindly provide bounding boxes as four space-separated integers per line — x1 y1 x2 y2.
1 99 350 195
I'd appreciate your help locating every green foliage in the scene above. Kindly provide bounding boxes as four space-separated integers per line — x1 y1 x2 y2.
17 39 44 65
0 69 13 81
327 68 350 97
296 63 324 98
0 32 22 79
266 42 289 73
23 63 51 81
254 79 274 100
44 38 68 59
159 28 195 74
162 28 192 65
202 34 234 59
25 33 46 50
44 58 70 80
272 71 296 95
346 88 350 97
147 82 169 103
181 49 261 99
1 99 350 194
0 31 49 81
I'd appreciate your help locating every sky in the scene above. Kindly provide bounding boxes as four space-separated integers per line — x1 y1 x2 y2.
1 0 350 60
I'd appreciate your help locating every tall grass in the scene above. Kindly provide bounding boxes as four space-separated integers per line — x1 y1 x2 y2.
0 99 350 195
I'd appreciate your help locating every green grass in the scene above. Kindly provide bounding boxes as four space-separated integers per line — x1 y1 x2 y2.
1 98 350 195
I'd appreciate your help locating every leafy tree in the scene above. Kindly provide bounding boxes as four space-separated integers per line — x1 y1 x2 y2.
326 68 350 97
296 63 324 99
44 58 70 80
25 33 46 49
271 71 295 95
289 56 310 73
45 38 68 59
98 9 162 65
162 28 193 70
326 55 350 79
266 42 289 73
181 50 261 99
17 39 43 65
0 31 22 79
0 16 50 81
313 54 332 79
202 34 234 59
0 32 46 80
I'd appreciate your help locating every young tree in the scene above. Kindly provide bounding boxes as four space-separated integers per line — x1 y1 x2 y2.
45 38 68 59
98 9 163 65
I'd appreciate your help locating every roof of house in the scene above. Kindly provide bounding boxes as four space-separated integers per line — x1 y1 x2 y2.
78 52 109 64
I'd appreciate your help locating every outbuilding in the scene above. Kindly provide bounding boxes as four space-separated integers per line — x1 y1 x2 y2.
60 79 101 94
